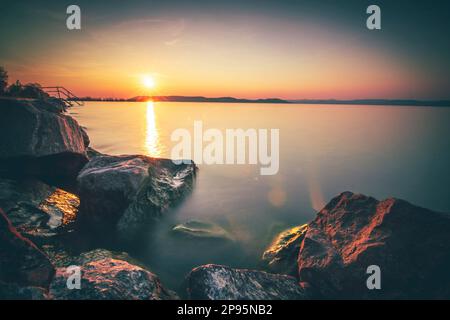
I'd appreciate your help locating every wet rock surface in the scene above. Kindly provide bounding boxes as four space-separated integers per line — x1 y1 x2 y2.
0 98 88 186
42 247 145 269
186 264 308 300
0 208 55 289
0 99 184 300
262 224 307 276
50 258 178 300
0 178 79 240
297 191 450 299
0 98 86 158
76 154 196 239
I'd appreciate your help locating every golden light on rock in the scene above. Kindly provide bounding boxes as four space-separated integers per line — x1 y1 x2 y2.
39 188 80 225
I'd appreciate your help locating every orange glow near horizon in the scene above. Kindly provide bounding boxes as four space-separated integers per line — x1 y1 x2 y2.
2 15 438 100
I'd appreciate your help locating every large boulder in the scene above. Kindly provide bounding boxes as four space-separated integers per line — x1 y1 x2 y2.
0 208 55 289
0 98 88 186
262 224 307 276
0 178 79 240
298 191 450 299
186 264 309 300
76 155 196 239
49 258 178 300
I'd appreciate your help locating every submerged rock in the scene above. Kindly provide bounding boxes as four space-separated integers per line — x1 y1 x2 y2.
262 224 307 276
0 208 55 289
0 178 79 240
76 154 196 239
298 191 450 299
49 258 178 300
186 264 308 300
0 98 88 186
172 220 234 242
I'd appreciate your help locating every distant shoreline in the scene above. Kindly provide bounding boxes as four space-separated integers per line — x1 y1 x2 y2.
131 96 290 104
289 99 450 107
69 95 450 107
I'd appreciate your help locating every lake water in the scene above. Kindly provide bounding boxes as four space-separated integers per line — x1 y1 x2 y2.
68 101 450 293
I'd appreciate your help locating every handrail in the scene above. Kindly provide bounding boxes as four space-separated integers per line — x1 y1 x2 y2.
41 86 84 107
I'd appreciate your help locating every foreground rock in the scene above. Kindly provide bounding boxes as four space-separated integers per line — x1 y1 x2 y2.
298 191 450 299
0 178 79 240
76 155 196 239
0 208 55 289
186 264 308 300
172 220 234 242
262 224 307 276
0 98 88 186
42 246 146 269
50 258 178 300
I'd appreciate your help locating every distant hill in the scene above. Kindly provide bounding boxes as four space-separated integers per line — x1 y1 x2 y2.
128 95 290 104
288 99 450 107
73 96 450 107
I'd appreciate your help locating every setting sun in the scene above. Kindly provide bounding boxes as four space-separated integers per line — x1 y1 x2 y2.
142 75 156 89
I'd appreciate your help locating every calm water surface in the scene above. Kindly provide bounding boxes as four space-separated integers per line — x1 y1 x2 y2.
69 102 450 292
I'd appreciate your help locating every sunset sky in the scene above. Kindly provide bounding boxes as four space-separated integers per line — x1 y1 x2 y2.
1 0 449 100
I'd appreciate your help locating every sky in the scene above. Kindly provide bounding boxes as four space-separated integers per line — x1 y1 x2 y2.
0 0 449 100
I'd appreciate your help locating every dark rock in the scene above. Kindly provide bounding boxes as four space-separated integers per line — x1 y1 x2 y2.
80 127 90 148
49 258 178 300
0 178 79 240
0 98 88 186
74 248 140 265
262 224 307 276
298 191 450 299
172 220 234 242
186 264 308 300
76 155 154 231
40 243 75 269
76 155 196 239
0 208 55 289
42 247 146 270
86 147 104 160
0 281 49 300
33 98 67 114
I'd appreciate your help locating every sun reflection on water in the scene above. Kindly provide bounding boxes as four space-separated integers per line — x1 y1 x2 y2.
145 101 161 157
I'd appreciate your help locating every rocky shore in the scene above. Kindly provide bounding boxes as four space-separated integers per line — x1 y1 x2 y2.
0 98 195 299
1 97 449 300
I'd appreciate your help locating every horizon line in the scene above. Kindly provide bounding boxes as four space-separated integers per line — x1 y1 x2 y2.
69 95 450 107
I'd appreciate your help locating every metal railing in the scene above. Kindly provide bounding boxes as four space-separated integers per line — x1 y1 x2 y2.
41 86 84 107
